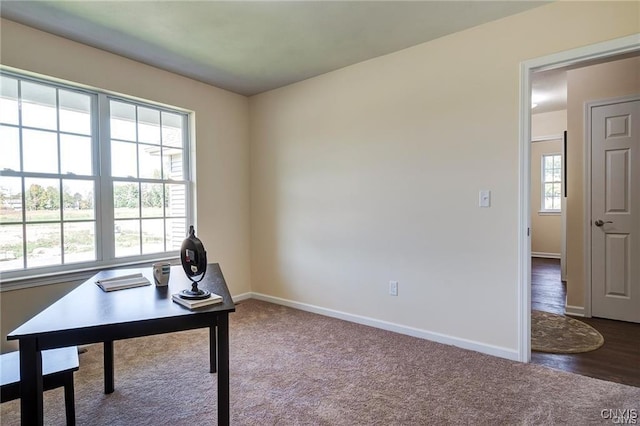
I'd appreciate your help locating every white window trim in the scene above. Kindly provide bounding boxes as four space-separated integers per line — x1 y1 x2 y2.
540 152 562 214
0 69 194 289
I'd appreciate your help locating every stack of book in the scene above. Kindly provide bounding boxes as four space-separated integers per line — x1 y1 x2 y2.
172 293 223 309
96 273 151 292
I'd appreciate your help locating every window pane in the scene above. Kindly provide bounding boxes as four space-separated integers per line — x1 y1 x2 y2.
60 134 92 175
142 218 164 254
0 223 23 271
64 221 96 263
0 176 22 223
141 183 163 218
0 76 19 125
23 129 58 173
25 178 60 222
0 125 21 171
63 180 95 220
26 222 61 267
2 73 191 276
554 155 562 169
138 107 160 145
165 184 186 218
21 81 57 131
113 182 139 219
59 90 91 135
542 154 562 211
111 140 137 177
165 218 185 251
115 219 140 257
139 144 162 179
162 112 183 148
163 147 183 180
544 197 554 210
110 101 136 141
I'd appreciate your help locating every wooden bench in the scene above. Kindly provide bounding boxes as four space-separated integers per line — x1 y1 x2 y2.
1 346 79 426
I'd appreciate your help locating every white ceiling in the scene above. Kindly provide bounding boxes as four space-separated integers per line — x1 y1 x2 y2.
529 51 640 115
531 68 567 114
1 0 548 96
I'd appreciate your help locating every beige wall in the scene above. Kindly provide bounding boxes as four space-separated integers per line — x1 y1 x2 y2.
530 140 563 255
532 110 567 139
530 110 566 256
0 19 251 352
250 2 638 354
565 56 640 309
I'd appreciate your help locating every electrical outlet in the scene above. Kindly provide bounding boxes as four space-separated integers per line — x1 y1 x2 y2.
389 281 398 296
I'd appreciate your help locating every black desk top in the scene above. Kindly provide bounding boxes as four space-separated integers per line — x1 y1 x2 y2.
8 263 235 340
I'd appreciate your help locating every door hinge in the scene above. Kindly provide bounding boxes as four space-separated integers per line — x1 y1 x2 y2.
527 227 530 237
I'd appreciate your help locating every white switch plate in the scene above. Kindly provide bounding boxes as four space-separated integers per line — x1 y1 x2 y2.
479 190 491 207
389 281 398 296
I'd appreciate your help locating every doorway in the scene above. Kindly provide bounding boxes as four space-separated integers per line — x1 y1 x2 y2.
518 34 640 362
528 87 640 384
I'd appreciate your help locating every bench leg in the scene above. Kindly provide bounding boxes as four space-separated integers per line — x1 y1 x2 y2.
64 373 76 426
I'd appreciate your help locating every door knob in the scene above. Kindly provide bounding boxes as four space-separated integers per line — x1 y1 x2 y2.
594 219 613 227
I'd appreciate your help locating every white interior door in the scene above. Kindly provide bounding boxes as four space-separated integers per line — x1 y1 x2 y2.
591 99 640 323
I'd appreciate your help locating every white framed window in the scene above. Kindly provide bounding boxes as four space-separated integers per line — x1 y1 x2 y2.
0 71 192 282
541 153 562 213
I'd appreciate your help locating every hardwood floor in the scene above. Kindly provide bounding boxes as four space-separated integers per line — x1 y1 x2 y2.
530 257 640 388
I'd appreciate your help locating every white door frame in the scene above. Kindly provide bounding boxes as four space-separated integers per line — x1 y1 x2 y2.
518 34 640 362
585 94 640 319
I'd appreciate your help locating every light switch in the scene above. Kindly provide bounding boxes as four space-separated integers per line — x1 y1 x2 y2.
479 190 491 207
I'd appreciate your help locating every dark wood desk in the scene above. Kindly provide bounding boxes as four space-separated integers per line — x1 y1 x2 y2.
7 263 235 425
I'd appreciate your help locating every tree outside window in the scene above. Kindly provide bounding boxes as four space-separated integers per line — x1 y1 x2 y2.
0 72 191 278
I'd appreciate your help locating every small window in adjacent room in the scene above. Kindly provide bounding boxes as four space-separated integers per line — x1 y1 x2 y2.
541 153 562 213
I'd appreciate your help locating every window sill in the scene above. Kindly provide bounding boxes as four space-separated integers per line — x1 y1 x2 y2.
538 210 561 216
0 256 180 292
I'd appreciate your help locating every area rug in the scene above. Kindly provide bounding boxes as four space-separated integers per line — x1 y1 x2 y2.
532 310 604 354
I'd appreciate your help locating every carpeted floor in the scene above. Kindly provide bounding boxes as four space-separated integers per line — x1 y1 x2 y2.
1 299 639 425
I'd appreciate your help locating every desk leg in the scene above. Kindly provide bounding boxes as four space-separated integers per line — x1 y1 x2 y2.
104 340 114 394
217 313 230 426
19 338 44 425
209 325 217 373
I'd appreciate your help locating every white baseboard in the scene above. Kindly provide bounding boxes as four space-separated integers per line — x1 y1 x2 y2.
531 252 561 259
250 292 520 362
565 304 586 317
232 292 252 303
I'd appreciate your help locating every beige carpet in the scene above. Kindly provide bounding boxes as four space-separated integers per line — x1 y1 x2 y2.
531 310 605 354
1 299 639 425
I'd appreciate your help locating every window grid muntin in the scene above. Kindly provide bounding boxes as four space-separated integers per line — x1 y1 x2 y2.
0 74 98 271
0 71 191 280
108 97 187 259
541 153 562 212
